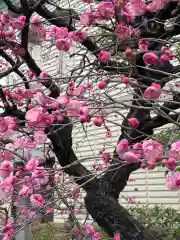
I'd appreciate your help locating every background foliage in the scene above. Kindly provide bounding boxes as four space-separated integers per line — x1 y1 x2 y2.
32 205 180 240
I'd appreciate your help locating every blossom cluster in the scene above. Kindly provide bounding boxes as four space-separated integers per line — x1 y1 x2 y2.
0 1 180 239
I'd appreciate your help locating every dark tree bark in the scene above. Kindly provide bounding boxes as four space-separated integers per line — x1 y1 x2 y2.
2 1 180 239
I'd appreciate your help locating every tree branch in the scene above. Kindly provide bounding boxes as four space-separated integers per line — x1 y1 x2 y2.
3 0 22 14
46 119 97 191
0 50 29 89
35 5 101 56
143 114 179 131
0 107 96 191
0 40 60 98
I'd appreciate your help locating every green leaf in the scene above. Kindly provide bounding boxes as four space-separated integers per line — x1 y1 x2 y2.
176 167 180 172
112 35 117 42
14 160 24 166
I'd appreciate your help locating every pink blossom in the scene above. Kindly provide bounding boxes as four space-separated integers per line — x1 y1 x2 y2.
33 92 52 105
142 140 163 162
0 181 13 200
24 138 36 149
39 72 50 79
47 208 53 214
168 149 179 160
68 30 87 42
144 82 161 100
138 40 149 52
116 139 129 154
39 72 51 83
171 141 180 152
54 173 61 184
73 86 86 98
124 151 140 162
17 89 34 102
25 158 39 171
102 151 111 164
97 1 115 20
106 131 111 137
43 114 55 126
102 76 110 84
140 163 147 169
49 25 57 37
30 16 42 29
128 178 136 182
0 117 8 133
34 131 47 144
4 27 14 38
161 47 174 60
67 79 75 95
3 219 14 240
14 47 26 57
80 11 96 26
26 108 43 124
114 233 121 240
0 12 9 24
19 185 32 196
133 143 142 150
56 38 72 52
128 118 139 128
32 168 49 185
160 54 171 62
54 27 68 39
166 172 180 191
163 158 176 170
147 0 166 12
79 106 89 123
28 211 36 218
50 27 70 50
66 100 82 117
115 23 133 40
20 208 28 215
147 161 156 169
130 0 147 16
4 117 18 131
122 76 129 84
30 194 45 208
57 94 70 106
93 117 104 127
27 70 35 80
11 16 26 30
14 138 25 149
122 5 135 22
168 141 180 160
0 160 13 177
125 48 133 57
85 224 101 239
79 115 88 123
143 52 159 65
80 106 89 118
97 81 107 89
128 196 136 204
3 176 16 185
98 51 110 63
29 27 46 41
1 151 12 162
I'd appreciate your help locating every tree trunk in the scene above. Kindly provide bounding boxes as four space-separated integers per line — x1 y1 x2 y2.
85 192 160 240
